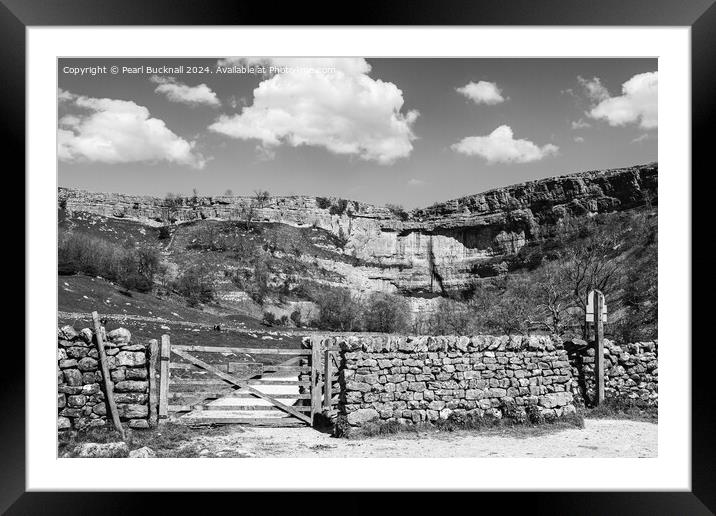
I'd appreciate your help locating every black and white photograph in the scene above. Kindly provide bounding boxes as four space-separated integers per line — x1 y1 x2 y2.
55 56 659 459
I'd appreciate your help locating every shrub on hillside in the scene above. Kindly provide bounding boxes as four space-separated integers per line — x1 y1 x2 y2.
173 263 215 307
425 297 474 335
315 197 331 210
230 255 271 305
58 230 159 293
313 288 362 331
362 292 410 333
386 203 409 221
290 310 302 327
158 226 171 240
328 199 349 216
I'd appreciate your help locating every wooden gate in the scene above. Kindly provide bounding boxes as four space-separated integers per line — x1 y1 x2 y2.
156 335 338 427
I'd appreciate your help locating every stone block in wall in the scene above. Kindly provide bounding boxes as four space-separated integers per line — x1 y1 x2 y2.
82 371 101 384
125 367 148 380
111 368 126 383
58 416 71 430
114 393 148 404
60 408 82 418
63 369 83 386
79 328 94 344
77 357 99 371
67 394 87 407
58 325 79 341
118 404 148 419
66 347 89 359
106 328 131 347
58 385 83 395
114 380 148 393
81 383 100 395
116 351 146 367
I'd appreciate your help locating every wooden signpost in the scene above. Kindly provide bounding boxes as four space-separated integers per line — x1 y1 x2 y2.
586 290 607 405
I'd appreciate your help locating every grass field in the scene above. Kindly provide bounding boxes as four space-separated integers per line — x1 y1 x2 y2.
58 274 307 368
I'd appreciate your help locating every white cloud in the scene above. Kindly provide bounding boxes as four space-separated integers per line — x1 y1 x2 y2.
587 72 658 129
209 58 419 164
631 133 650 144
451 125 559 164
456 81 505 105
571 118 591 130
408 178 426 186
577 76 610 102
58 90 206 168
150 76 220 107
574 136 585 143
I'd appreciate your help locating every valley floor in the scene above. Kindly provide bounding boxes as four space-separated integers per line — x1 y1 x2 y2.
163 419 656 458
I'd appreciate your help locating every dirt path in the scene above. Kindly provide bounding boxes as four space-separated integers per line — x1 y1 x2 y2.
180 419 656 458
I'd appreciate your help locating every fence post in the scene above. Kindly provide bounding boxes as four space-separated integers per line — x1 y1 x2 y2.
158 334 171 421
310 337 322 425
594 292 605 405
148 339 159 427
92 311 125 440
323 348 332 410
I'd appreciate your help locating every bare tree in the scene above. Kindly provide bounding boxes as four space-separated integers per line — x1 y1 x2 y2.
253 189 270 209
160 193 182 226
557 217 624 337
530 263 575 335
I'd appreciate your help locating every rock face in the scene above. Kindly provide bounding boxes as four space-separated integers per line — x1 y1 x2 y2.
59 162 657 298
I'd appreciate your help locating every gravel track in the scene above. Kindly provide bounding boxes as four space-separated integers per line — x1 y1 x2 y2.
181 419 657 458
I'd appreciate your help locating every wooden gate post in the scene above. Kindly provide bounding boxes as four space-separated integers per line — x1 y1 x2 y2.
323 349 332 410
310 337 322 425
92 311 125 440
158 334 171 421
594 291 605 405
148 339 159 427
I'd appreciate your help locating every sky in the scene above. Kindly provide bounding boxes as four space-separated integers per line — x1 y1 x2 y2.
58 57 657 209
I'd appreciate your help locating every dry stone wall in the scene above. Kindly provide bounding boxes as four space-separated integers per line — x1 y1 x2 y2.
305 335 577 427
57 325 151 431
566 339 658 408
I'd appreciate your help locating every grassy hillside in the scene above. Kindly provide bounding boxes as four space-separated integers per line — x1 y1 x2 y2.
58 275 305 366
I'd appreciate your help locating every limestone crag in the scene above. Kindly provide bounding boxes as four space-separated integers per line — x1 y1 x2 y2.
59 163 657 296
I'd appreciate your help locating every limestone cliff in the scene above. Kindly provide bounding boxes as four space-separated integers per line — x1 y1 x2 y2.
59 162 657 298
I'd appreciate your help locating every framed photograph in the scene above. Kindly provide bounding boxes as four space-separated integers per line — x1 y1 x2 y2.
7 0 711 512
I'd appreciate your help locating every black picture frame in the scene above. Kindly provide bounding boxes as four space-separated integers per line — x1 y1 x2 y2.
5 0 711 513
